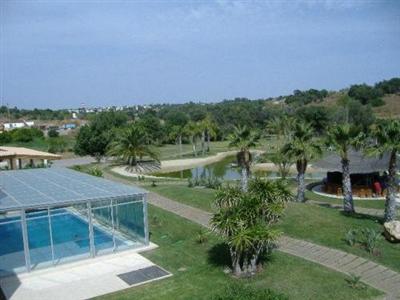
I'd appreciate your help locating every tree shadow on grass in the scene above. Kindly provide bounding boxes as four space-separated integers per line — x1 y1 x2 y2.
207 242 275 269
207 242 232 268
340 211 384 224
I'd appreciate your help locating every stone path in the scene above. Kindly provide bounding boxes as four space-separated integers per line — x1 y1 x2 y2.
104 171 400 299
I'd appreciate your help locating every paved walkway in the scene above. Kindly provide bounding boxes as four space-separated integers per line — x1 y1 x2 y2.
53 156 96 167
0 246 170 300
104 171 400 299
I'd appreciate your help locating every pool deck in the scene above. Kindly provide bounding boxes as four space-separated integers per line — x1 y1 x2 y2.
0 243 171 300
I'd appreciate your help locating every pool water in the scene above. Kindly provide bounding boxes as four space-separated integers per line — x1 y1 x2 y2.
0 209 135 275
154 155 324 181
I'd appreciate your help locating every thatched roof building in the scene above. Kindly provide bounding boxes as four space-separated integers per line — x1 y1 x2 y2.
313 149 390 174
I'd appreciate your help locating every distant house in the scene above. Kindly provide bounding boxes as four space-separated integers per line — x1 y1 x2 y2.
62 123 77 130
3 120 34 131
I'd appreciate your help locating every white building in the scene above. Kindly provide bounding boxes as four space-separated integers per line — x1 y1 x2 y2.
3 120 34 131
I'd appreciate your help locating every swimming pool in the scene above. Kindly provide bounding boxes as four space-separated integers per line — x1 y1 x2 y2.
0 208 138 275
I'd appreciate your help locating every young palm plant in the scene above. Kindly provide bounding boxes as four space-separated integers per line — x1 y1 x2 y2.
107 124 160 170
326 124 362 213
367 119 400 221
211 178 291 277
282 121 323 202
228 125 259 191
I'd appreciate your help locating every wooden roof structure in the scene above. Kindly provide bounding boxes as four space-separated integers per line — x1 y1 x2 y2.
0 146 61 160
313 149 391 174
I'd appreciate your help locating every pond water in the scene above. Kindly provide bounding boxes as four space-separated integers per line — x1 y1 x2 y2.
153 155 325 181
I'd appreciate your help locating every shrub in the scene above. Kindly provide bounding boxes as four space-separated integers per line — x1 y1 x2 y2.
195 229 208 244
346 273 366 290
359 228 382 254
47 128 59 138
47 137 67 153
188 178 194 187
344 228 382 255
0 131 12 144
71 165 83 172
344 229 358 247
211 283 288 300
87 167 103 177
11 128 34 142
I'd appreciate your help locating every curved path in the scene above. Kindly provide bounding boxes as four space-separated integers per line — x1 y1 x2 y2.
104 172 400 299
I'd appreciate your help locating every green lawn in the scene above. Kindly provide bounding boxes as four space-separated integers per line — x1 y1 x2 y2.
144 184 399 272
305 190 387 210
96 205 381 300
278 203 400 272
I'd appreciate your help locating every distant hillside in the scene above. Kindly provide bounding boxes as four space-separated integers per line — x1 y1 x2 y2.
305 91 400 118
373 94 400 118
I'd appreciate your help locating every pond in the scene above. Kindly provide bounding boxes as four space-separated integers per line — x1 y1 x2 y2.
153 155 325 181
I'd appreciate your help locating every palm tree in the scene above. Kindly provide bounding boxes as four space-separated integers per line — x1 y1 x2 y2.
211 179 291 277
107 124 159 168
201 115 217 154
368 119 400 222
266 115 295 149
282 121 323 202
228 125 259 191
169 125 185 158
326 124 362 213
269 149 293 179
184 121 201 157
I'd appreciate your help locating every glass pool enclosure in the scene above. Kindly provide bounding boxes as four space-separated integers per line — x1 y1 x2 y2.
0 168 148 276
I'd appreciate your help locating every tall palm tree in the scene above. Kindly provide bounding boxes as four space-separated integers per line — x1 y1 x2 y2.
228 125 259 191
169 125 185 157
266 115 295 148
184 121 201 157
201 115 217 154
368 119 400 222
326 124 362 213
282 121 323 202
107 124 159 168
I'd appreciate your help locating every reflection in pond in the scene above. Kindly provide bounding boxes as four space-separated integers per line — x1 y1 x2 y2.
153 155 324 181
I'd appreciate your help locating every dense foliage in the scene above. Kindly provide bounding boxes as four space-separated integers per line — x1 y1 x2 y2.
211 178 291 277
284 89 328 106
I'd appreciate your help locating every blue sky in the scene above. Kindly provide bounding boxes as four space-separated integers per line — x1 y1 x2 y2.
1 0 399 109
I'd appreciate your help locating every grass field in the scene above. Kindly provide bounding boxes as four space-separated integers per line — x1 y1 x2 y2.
144 183 399 272
96 205 381 300
278 203 400 272
305 190 387 210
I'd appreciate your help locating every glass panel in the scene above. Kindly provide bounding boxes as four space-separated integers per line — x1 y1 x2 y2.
0 211 26 276
50 206 90 265
114 199 145 249
27 210 53 270
90 200 115 255
116 195 143 205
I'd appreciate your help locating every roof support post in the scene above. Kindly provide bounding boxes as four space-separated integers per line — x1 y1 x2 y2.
21 210 31 272
110 199 116 252
9 158 14 170
48 208 55 265
87 201 95 258
142 194 149 246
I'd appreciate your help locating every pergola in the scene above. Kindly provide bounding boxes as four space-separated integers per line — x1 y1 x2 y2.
313 150 391 197
0 146 61 170
0 168 148 275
